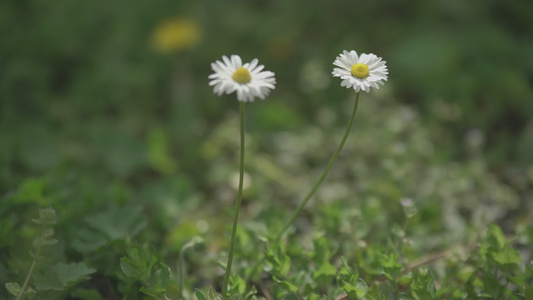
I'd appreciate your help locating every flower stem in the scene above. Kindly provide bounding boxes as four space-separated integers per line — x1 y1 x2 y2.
221 101 246 298
274 92 361 242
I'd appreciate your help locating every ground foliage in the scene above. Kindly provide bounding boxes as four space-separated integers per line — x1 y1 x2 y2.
1 0 532 299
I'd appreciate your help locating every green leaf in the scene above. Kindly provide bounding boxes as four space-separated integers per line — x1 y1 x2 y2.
53 262 96 288
398 273 414 288
140 283 167 298
151 263 171 289
491 245 521 271
505 274 525 289
71 228 110 252
11 178 47 204
354 279 368 298
34 271 64 291
207 286 223 300
229 274 247 296
379 252 402 278
410 268 436 300
273 277 299 293
338 257 358 284
196 289 206 300
341 278 368 299
312 236 332 264
265 244 291 277
5 282 21 296
120 257 143 278
35 263 94 292
120 243 158 281
367 281 394 300
483 271 503 298
312 262 337 286
486 224 506 250
84 206 147 241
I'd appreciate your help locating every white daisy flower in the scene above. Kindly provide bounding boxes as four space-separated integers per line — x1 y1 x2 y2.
332 50 388 93
209 55 276 102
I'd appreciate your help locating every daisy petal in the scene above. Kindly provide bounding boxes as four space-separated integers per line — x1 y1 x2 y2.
332 50 388 93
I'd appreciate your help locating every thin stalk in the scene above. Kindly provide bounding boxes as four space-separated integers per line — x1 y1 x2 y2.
274 92 361 242
178 248 186 299
221 101 246 298
17 237 43 300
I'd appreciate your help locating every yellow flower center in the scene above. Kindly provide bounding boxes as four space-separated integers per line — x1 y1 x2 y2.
232 67 251 83
350 63 369 78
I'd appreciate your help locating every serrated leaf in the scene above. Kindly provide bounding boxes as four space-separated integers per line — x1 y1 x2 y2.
410 268 436 300
34 271 64 291
53 262 96 288
379 252 402 278
121 244 159 281
84 206 147 241
5 282 21 296
71 227 110 252
120 257 143 278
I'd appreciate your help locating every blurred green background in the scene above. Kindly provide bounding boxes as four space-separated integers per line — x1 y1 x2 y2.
1 0 533 297
2 0 532 180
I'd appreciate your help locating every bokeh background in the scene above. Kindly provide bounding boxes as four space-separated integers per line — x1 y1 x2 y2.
1 0 532 297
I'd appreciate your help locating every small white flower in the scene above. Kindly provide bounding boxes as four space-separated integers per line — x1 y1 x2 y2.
209 55 276 102
332 50 388 93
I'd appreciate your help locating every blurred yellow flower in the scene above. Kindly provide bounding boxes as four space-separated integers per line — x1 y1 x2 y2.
151 18 201 53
